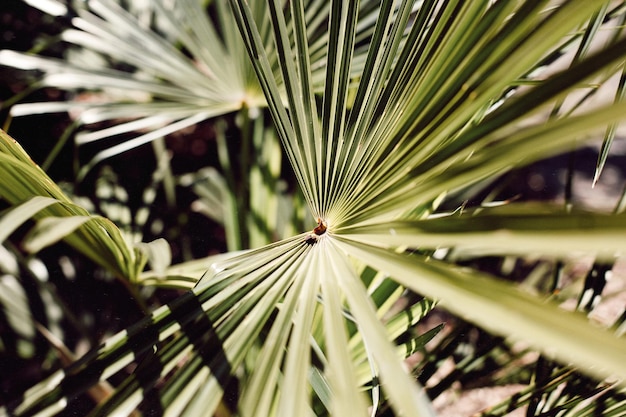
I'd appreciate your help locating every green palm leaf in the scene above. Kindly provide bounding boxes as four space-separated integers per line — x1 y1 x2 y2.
3 1 626 416
0 129 145 281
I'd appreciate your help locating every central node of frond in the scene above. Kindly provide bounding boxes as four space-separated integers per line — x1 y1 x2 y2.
313 218 327 235
305 218 327 245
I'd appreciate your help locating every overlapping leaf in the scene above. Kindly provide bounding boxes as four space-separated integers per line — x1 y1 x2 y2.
0 129 145 281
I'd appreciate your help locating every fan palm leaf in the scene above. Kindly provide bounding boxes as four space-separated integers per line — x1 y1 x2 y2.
2 0 626 416
0 0 385 176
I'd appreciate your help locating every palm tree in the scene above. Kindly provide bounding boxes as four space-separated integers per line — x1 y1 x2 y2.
1 0 626 416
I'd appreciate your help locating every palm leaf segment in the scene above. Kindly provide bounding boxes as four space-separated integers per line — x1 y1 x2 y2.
4 1 626 416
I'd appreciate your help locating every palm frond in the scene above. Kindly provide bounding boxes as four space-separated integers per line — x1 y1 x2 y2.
228 0 626 410
0 0 382 176
3 1 626 416
1 0 256 175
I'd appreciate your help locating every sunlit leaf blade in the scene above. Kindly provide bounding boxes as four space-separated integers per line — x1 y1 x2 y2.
320 244 370 417
0 196 58 244
346 98 626 226
0 228 440 417
327 239 437 417
76 111 215 181
318 0 359 217
340 50 626 225
22 0 67 16
351 300 440 386
239 266 305 416
138 253 249 290
339 204 626 257
23 216 92 253
135 238 171 279
335 238 626 382
337 0 418 208
276 252 319 417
